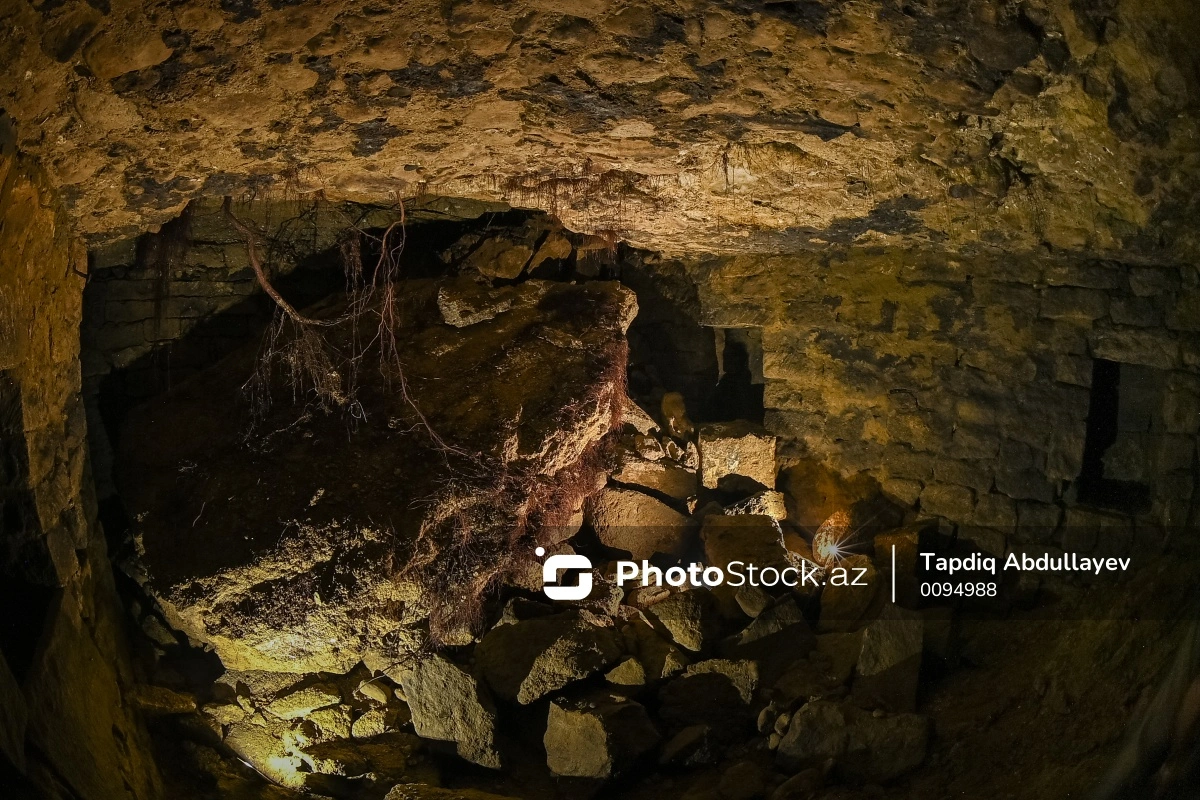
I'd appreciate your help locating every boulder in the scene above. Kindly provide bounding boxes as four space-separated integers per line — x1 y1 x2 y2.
657 659 759 732
725 490 788 521
118 280 636 671
661 392 695 439
770 768 822 800
623 616 691 680
659 723 720 766
611 450 699 501
814 631 864 686
588 486 694 559
465 237 533 279
776 701 928 783
698 421 777 489
265 684 341 720
436 277 546 327
621 398 660 436
703 515 804 577
851 604 923 712
475 611 622 704
397 655 501 768
770 657 845 709
544 693 660 778
718 760 767 800
721 599 815 683
301 732 437 786
645 590 719 653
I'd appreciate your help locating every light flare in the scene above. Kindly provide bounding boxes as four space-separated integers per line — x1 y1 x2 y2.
812 510 852 568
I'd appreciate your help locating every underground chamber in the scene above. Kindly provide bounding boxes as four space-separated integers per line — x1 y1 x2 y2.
1 2 1199 799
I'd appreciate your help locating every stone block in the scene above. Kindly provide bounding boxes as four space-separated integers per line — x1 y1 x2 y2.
105 300 155 323
1163 388 1200 433
994 468 1056 503
1054 354 1093 387
1128 267 1179 297
1039 287 1108 322
948 425 1000 459
932 459 992 493
1042 262 1120 289
545 693 659 778
1110 296 1161 327
1166 291 1200 332
881 445 936 481
972 493 1016 531
1090 327 1180 369
698 421 777 489
919 482 975 521
1015 501 1062 540
881 478 923 506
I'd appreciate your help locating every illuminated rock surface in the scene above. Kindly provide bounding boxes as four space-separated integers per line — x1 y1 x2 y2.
118 279 635 672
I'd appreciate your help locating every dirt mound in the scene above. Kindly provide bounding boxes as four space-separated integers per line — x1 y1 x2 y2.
118 278 636 672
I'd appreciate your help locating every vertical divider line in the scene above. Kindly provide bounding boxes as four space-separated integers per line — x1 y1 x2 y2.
891 544 896 604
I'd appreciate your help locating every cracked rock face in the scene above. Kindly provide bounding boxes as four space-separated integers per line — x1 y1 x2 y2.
3 0 1198 262
117 278 635 672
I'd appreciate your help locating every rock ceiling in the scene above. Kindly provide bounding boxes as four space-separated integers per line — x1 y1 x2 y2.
2 0 1198 258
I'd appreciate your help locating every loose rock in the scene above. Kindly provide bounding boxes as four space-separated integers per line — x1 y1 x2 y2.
398 655 501 768
588 486 694 559
476 611 622 704
544 693 660 779
698 422 777 490
776 701 928 783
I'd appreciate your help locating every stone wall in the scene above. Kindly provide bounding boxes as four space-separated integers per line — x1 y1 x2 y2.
686 248 1199 554
82 198 380 497
0 144 160 796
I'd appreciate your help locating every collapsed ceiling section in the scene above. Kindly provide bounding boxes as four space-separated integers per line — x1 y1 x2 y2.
2 0 1198 258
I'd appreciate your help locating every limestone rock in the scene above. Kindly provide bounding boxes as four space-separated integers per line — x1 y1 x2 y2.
776 701 928 783
265 684 340 721
722 598 815 682
659 723 720 766
544 693 660 778
725 490 788 521
588 486 694 560
466 237 533 280
661 392 695 439
645 590 719 653
698 422 777 489
703 515 802 576
384 785 523 800
119 280 636 671
301 732 436 786
852 604 924 713
128 685 198 715
657 659 759 731
612 450 699 501
620 398 660 436
605 657 647 687
624 616 691 681
770 768 822 800
436 277 546 327
476 611 622 704
718 760 767 800
398 655 501 768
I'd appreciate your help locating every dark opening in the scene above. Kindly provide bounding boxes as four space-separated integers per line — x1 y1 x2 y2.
0 373 57 683
709 332 765 424
1076 358 1152 514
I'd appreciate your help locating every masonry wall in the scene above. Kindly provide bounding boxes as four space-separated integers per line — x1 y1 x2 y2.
688 248 1200 555
0 143 160 797
82 198 359 497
